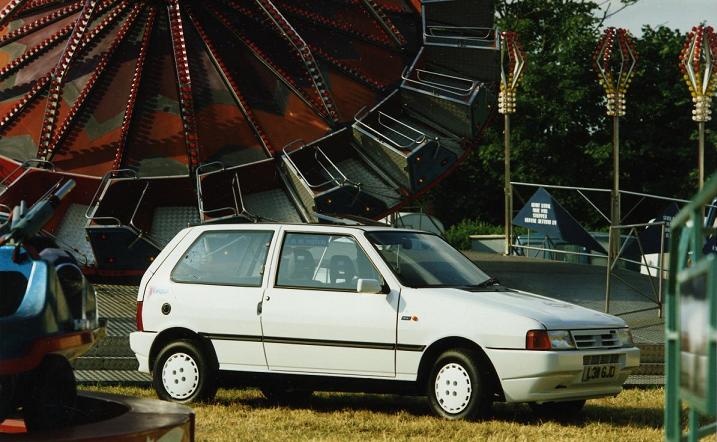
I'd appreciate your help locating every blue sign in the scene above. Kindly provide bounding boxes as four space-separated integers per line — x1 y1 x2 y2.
513 187 606 253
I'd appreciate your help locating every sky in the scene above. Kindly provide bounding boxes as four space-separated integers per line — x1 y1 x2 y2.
600 0 717 36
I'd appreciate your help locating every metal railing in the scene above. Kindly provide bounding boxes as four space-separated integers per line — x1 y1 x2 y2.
509 181 717 318
85 169 137 226
282 140 356 190
196 161 233 221
83 168 163 248
513 237 606 262
195 161 261 223
422 22 498 48
512 181 713 229
229 172 259 223
354 107 428 151
0 159 55 190
605 221 667 318
401 66 482 100
425 25 495 40
377 112 428 148
128 181 150 233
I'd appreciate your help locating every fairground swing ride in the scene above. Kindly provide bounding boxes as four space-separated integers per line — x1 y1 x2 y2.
0 0 498 275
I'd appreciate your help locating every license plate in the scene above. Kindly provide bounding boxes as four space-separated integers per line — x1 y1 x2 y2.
581 364 617 382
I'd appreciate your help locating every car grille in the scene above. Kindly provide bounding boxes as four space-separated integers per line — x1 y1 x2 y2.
571 329 621 349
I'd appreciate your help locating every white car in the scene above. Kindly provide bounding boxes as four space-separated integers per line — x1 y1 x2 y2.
130 224 639 419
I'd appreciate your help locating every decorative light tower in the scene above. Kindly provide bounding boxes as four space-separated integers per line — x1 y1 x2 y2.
593 27 638 261
679 25 717 191
499 31 526 255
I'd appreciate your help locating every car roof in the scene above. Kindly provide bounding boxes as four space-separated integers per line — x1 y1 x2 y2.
187 223 426 234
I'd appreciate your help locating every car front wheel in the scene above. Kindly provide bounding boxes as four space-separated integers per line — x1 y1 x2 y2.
426 348 491 420
153 339 217 403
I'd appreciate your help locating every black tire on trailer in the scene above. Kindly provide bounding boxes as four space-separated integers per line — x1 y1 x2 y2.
22 354 77 431
153 339 218 404
426 348 492 420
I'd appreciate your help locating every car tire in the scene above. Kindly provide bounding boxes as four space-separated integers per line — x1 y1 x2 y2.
261 387 313 405
22 355 77 431
529 400 586 418
153 339 217 404
426 348 491 420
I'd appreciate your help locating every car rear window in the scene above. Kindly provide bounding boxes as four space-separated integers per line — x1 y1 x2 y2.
171 230 273 287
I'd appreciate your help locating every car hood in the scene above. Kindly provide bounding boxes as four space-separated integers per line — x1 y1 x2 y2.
435 287 627 330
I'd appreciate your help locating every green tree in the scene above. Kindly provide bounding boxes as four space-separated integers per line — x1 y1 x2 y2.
617 26 717 200
430 1 717 228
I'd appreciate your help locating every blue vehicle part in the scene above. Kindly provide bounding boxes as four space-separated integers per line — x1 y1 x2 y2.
0 245 101 374
0 179 105 430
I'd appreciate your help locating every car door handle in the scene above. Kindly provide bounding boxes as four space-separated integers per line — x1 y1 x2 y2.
257 301 262 315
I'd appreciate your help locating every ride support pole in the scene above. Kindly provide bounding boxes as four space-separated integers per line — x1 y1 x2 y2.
699 121 705 191
610 115 621 263
504 114 512 256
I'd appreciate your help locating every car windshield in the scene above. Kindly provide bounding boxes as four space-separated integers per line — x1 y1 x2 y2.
365 231 491 288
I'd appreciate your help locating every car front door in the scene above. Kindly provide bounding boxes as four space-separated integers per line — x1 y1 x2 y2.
260 230 399 377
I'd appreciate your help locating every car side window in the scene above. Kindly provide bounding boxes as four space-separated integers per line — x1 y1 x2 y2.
276 233 382 291
171 230 273 286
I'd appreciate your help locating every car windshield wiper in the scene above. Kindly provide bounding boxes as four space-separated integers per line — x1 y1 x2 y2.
470 277 500 288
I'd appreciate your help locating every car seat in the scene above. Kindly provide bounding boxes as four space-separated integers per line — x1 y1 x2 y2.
330 255 356 289
292 248 316 283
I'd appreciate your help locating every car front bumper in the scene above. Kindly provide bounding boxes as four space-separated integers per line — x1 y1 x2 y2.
485 346 640 403
129 331 157 373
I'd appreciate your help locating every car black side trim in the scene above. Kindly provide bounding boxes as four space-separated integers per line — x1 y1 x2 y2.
395 344 426 352
201 333 263 342
263 336 395 350
200 333 425 352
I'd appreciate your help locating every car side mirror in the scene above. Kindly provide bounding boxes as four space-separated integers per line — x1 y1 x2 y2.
357 278 382 294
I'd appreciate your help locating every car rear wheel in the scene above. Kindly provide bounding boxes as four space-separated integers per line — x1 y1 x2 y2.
529 399 586 418
426 348 491 420
153 339 217 403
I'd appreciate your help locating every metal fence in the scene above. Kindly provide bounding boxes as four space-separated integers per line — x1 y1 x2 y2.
508 181 715 318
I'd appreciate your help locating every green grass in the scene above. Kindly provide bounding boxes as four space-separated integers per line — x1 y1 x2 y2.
84 386 666 441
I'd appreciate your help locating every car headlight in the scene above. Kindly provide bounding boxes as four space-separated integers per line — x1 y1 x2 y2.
526 330 575 350
548 330 576 350
617 328 634 347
